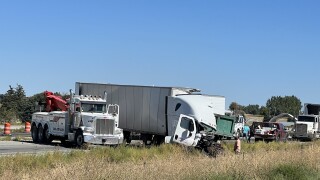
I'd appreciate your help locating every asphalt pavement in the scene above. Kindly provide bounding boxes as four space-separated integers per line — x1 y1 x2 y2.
0 141 72 156
0 125 24 130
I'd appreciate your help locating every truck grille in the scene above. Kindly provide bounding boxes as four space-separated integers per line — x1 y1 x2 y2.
95 119 115 135
296 124 307 135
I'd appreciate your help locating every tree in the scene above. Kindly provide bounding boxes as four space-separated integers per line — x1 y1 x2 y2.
243 104 260 115
0 85 29 123
0 84 70 123
266 95 301 117
229 102 239 111
229 102 245 115
259 106 269 116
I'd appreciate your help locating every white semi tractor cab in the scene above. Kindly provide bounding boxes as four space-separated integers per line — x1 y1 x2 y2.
31 90 123 146
294 103 320 140
295 115 320 140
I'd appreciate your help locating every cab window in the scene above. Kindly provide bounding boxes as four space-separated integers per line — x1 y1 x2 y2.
180 117 194 131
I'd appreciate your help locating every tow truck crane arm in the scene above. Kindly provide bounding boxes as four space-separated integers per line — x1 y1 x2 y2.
44 91 68 112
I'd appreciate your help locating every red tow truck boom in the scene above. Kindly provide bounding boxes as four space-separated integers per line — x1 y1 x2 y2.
44 91 68 112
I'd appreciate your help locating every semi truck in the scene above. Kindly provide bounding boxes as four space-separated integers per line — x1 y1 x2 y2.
31 90 123 147
75 82 228 152
294 103 320 140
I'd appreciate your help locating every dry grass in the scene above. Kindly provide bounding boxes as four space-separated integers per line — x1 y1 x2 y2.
1 142 320 180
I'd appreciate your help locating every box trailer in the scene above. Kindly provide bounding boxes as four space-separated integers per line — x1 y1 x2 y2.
75 82 226 150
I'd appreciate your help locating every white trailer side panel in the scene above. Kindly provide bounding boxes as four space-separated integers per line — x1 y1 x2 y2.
75 82 172 135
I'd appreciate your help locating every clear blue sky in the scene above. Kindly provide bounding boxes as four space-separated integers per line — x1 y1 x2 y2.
0 1 319 107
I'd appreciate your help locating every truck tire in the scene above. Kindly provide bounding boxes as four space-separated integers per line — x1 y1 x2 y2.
153 135 165 146
31 123 38 143
75 131 84 148
142 134 152 146
255 138 262 142
44 125 53 144
204 143 224 158
60 138 70 147
126 137 132 144
123 131 132 144
38 125 44 143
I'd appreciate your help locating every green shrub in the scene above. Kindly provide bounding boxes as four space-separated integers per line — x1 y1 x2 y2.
0 136 12 141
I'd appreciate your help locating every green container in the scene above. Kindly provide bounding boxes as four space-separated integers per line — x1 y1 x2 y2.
215 115 235 138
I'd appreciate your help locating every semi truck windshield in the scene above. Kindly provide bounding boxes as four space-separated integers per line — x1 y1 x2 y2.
298 116 315 122
81 103 106 113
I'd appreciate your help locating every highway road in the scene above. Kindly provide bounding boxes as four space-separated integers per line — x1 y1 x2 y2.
0 125 24 130
0 141 72 156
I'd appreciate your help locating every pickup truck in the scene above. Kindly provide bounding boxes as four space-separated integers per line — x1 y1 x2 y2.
254 122 287 142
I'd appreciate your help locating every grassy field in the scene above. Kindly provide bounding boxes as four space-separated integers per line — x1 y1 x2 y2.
1 140 320 180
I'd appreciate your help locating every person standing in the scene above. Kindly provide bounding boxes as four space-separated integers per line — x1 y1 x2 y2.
234 136 241 154
248 125 255 143
243 125 250 142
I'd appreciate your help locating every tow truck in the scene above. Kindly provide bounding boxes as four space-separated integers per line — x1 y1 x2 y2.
31 90 123 147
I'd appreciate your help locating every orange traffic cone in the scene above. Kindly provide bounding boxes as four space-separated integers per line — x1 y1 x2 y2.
4 122 11 135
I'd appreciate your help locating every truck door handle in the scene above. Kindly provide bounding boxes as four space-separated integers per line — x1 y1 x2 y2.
188 133 192 137
174 135 178 140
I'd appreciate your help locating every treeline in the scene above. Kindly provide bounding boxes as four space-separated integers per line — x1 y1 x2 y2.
0 85 68 123
229 95 302 119
0 84 303 123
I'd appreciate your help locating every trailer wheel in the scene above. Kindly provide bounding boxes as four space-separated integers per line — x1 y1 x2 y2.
31 124 38 143
75 131 84 147
38 125 44 143
142 134 152 146
44 125 53 144
153 135 165 146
